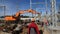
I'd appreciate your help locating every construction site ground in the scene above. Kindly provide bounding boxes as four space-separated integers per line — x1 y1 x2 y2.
0 29 50 34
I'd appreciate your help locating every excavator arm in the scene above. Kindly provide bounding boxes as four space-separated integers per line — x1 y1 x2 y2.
26 9 39 14
15 10 25 17
5 9 40 21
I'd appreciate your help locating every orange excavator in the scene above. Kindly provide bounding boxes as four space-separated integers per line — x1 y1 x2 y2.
4 9 40 23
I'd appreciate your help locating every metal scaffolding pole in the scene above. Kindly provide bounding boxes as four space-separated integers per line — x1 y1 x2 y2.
4 6 6 16
45 0 48 19
0 6 6 16
30 0 33 17
30 0 32 9
30 0 45 18
50 0 56 27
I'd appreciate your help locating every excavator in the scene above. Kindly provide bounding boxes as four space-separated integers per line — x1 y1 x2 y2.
4 9 40 24
3 9 41 34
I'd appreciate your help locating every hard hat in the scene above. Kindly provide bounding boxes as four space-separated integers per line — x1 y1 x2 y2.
31 18 35 21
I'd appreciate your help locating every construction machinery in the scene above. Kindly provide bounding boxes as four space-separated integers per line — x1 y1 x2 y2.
1 9 41 34
4 9 40 24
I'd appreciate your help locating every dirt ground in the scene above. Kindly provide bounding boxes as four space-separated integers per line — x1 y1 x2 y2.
0 29 50 34
43 29 50 34
0 31 11 34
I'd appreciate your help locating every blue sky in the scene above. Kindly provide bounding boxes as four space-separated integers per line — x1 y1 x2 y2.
0 0 60 16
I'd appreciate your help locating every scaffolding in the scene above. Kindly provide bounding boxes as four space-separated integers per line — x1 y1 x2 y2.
0 6 6 16
30 0 48 20
50 0 57 27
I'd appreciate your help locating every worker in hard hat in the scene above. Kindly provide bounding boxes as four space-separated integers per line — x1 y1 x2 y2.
28 18 40 34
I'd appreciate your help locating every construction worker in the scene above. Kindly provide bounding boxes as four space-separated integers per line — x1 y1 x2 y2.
28 18 40 34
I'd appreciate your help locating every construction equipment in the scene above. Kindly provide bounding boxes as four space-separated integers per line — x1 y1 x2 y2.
4 9 40 23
